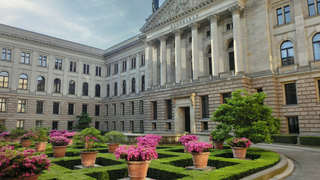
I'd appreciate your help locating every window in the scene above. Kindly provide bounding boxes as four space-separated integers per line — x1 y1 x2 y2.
130 102 134 115
141 75 145 91
130 121 134 132
122 61 127 72
132 78 135 93
201 96 209 118
21 52 30 64
52 121 58 130
113 104 116 116
95 121 100 130
201 122 209 131
53 79 61 93
2 48 12 61
82 104 88 113
313 33 320 60
36 121 42 127
105 122 109 131
0 71 9 88
19 74 28 90
166 100 172 119
0 99 6 112
141 54 145 66
106 105 109 116
38 56 47 67
17 100 26 113
70 61 77 72
95 105 100 116
140 121 144 132
55 59 62 70
257 88 263 93
277 6 291 26
140 100 144 115
17 120 24 129
285 83 297 105
107 66 111 76
113 121 116 130
226 22 233 30
69 81 75 94
206 30 211 37
152 123 157 131
68 121 73 130
68 103 74 115
36 101 43 114
53 102 59 114
95 84 101 97
121 121 124 131
122 80 126 94
222 93 232 104
131 58 136 69
281 41 294 66
114 82 118 96
82 82 88 96
189 37 192 43
107 84 110 97
228 40 235 71
308 0 320 16
288 117 300 134
152 101 157 120
166 122 172 131
83 64 90 74
121 103 125 115
96 66 101 76
37 76 45 91
114 63 118 74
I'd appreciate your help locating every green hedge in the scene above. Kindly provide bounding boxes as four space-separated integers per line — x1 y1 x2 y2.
271 135 298 144
299 136 320 146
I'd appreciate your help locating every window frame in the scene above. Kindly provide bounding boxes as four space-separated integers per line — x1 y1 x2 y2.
37 76 45 91
166 100 172 119
82 82 89 96
17 100 26 113
19 74 28 90
68 103 74 115
280 41 294 66
0 71 9 88
95 105 100 116
69 80 75 95
283 82 298 105
55 59 62 70
38 55 47 67
2 48 12 61
17 120 24 129
95 84 101 97
313 33 320 61
0 98 7 112
36 101 44 114
21 52 30 64
53 102 60 114
53 78 61 93
276 5 291 26
201 96 210 118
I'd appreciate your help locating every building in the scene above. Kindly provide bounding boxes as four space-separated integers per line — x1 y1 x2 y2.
1 0 320 137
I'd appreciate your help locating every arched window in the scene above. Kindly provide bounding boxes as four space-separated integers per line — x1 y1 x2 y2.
69 80 75 94
82 82 88 96
313 33 320 61
53 78 61 93
281 41 294 66
107 84 110 97
228 40 235 71
19 74 28 89
131 78 135 93
114 82 118 96
0 71 9 88
37 76 45 91
141 75 145 91
95 84 101 97
122 80 126 94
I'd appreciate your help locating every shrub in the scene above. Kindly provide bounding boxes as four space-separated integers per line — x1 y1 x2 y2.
299 136 320 146
74 127 102 151
30 126 49 142
104 131 126 144
73 112 93 130
271 135 298 144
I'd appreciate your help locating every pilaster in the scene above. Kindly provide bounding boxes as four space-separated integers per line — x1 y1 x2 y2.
207 14 220 76
189 23 200 80
159 35 167 86
173 29 182 83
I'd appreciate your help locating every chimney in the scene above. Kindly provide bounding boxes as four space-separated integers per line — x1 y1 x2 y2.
152 0 159 13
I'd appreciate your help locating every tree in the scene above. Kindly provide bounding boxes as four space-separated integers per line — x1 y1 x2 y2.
73 112 93 130
211 89 281 143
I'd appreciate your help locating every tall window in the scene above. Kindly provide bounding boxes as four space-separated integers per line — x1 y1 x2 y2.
131 57 136 69
313 33 320 60
288 117 300 134
114 63 118 74
122 80 126 95
36 121 42 127
106 105 109 116
281 41 294 66
55 59 62 70
82 82 88 96
68 103 74 115
208 48 212 75
96 66 101 76
152 101 157 120
228 40 235 71
166 100 172 119
121 103 125 115
130 121 134 131
114 82 118 96
113 104 116 116
70 61 77 72
140 121 144 132
130 102 134 115
95 84 101 97
69 81 75 94
38 56 47 67
121 121 124 131
202 96 209 118
107 84 110 97
17 100 26 113
53 79 61 93
132 78 135 93
52 121 58 130
2 48 12 61
37 76 45 91
95 105 100 116
0 71 9 88
53 102 59 114
95 121 100 130
285 83 297 105
36 101 44 114
21 52 30 64
141 75 145 91
113 121 116 130
122 61 127 72
277 6 291 25
17 120 24 129
107 66 111 76
0 99 6 112
19 74 28 90
83 64 90 74
222 93 232 104
141 54 145 66
68 121 73 130
140 100 144 115
82 104 88 113
308 0 320 16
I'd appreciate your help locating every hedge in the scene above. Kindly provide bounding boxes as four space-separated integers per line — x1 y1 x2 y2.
271 135 298 144
299 136 320 146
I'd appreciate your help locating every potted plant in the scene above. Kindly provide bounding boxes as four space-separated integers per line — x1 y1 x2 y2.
0 131 11 142
30 127 49 152
137 134 162 148
64 131 77 145
114 145 158 180
50 136 70 158
74 127 102 167
104 131 126 153
10 128 26 143
0 145 51 180
50 130 77 145
0 126 7 141
209 124 231 149
178 135 199 152
226 137 252 159
21 131 36 148
184 141 213 168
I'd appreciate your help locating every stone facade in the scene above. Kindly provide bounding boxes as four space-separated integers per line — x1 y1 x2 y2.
1 0 320 136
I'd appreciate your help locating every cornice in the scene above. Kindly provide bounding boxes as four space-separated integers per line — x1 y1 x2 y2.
103 37 144 57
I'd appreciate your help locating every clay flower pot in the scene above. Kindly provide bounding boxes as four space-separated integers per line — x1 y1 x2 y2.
212 141 224 149
21 139 32 148
35 142 47 152
4 136 11 142
80 151 98 167
11 138 21 143
126 161 151 180
107 143 119 153
191 152 210 168
52 146 67 158
231 147 247 160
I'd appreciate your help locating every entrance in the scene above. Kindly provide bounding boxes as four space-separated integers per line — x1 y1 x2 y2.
185 107 190 133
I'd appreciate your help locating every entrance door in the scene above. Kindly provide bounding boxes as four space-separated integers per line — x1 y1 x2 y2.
185 107 190 133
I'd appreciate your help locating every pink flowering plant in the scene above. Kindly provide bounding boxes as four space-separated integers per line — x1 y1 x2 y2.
0 132 10 137
227 137 252 148
0 146 51 179
50 130 77 138
21 131 36 140
178 135 199 146
114 145 158 161
137 134 162 148
184 141 213 153
74 127 102 151
50 136 70 146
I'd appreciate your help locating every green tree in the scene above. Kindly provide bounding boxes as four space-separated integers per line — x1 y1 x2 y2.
211 89 281 143
74 112 93 130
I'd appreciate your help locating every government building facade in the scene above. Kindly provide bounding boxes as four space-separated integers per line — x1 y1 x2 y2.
1 0 320 137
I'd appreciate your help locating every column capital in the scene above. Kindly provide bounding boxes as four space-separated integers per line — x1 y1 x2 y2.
172 29 182 36
189 22 200 30
229 5 243 15
145 41 153 47
158 35 168 42
207 14 220 23
138 35 146 42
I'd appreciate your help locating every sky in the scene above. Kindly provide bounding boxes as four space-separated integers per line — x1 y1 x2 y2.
0 0 166 50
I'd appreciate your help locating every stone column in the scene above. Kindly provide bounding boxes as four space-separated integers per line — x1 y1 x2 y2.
208 14 220 76
166 44 172 82
190 23 200 80
159 35 167 86
30 51 38 93
62 58 69 96
229 5 243 74
126 57 130 95
145 41 153 90
173 29 182 83
152 42 158 86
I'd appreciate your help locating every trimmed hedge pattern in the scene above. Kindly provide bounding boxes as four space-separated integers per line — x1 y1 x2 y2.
300 136 320 146
271 135 298 144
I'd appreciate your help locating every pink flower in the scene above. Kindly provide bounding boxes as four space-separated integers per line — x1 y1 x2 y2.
114 145 158 161
184 141 213 153
178 135 199 146
137 134 162 148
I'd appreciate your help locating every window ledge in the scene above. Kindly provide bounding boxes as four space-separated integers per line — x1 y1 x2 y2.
310 60 320 69
200 118 210 121
282 104 299 108
278 64 298 74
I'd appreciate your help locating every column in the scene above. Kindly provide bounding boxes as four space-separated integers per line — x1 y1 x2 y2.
30 51 38 93
11 48 21 91
90 63 95 98
145 41 153 89
62 58 69 96
173 29 182 83
159 35 167 86
152 42 158 86
190 23 200 80
77 61 83 97
229 5 243 74
166 44 172 82
126 57 130 95
136 53 140 93
208 14 220 76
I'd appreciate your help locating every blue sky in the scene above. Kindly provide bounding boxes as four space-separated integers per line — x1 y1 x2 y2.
0 0 165 50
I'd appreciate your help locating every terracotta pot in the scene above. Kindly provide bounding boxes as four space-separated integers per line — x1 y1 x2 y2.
213 141 224 149
107 143 119 153
231 147 247 160
1 173 41 180
11 138 21 143
80 151 98 167
126 161 151 180
52 146 67 158
68 138 73 145
191 152 210 168
4 136 11 142
35 142 47 152
21 139 32 148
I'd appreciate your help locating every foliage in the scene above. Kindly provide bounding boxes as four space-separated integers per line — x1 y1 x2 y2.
104 131 126 144
211 89 281 143
0 131 10 137
0 146 51 178
73 112 93 130
137 134 162 148
50 136 70 146
74 127 102 151
271 135 298 144
210 124 231 142
30 126 49 142
184 141 213 153
21 131 36 140
299 136 320 146
226 137 252 148
178 135 199 146
114 145 158 161
0 126 7 134
50 130 77 138
10 128 27 138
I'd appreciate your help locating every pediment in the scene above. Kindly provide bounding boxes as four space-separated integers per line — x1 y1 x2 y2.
140 0 214 33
